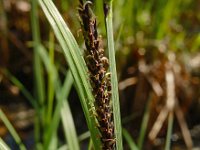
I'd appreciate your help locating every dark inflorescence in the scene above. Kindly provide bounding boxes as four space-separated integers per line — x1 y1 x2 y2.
78 0 115 149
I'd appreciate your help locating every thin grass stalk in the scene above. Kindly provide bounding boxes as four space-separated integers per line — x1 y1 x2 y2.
61 101 80 150
122 128 138 150
36 44 79 150
191 34 200 52
58 145 68 150
60 72 80 150
0 109 26 150
43 81 65 149
95 0 105 35
35 44 76 149
36 44 60 149
78 131 90 142
137 93 151 150
31 0 45 108
46 31 55 125
88 138 93 150
103 1 123 149
123 0 136 36
165 112 174 150
30 0 45 146
38 0 102 149
4 70 42 149
156 0 180 39
4 70 37 109
0 138 10 150
0 0 9 54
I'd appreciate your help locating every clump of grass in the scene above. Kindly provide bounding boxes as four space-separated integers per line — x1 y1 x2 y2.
78 0 115 149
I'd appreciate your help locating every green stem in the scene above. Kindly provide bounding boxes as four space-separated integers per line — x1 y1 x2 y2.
104 1 123 150
138 94 151 150
0 137 10 150
38 0 102 149
165 112 174 150
122 128 138 150
46 32 55 125
0 109 26 150
31 0 45 146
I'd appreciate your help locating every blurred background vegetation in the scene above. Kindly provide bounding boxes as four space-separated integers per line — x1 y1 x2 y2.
0 0 200 149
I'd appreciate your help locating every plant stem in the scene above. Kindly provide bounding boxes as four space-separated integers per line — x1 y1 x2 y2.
46 31 55 125
30 0 45 146
38 0 102 149
165 112 174 150
0 109 26 150
0 137 10 150
138 93 151 150
122 128 138 150
104 1 123 150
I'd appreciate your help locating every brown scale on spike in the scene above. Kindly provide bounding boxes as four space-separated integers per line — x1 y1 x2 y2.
78 0 115 149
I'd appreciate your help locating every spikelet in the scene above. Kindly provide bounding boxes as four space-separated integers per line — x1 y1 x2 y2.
78 0 115 149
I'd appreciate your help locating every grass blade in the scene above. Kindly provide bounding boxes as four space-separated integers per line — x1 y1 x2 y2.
78 131 90 142
165 112 174 150
156 0 180 39
36 44 79 149
58 145 68 150
31 0 45 146
137 94 151 150
0 109 26 150
61 101 80 150
31 0 45 108
46 32 55 125
38 1 101 149
0 138 10 150
191 33 200 52
104 1 123 149
44 72 75 149
122 128 138 150
4 70 37 109
60 72 80 150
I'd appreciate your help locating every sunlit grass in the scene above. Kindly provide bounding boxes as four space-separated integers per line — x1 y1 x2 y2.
0 0 199 149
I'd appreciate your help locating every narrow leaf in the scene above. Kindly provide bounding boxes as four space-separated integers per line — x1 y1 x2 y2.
104 1 123 149
38 0 101 149
0 109 26 150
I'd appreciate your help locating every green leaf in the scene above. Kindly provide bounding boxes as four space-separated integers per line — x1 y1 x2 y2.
138 93 151 150
122 128 138 150
165 112 174 150
4 70 38 110
104 1 123 150
0 138 11 150
0 109 26 150
38 0 101 149
31 0 45 145
36 44 80 150
61 101 80 150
